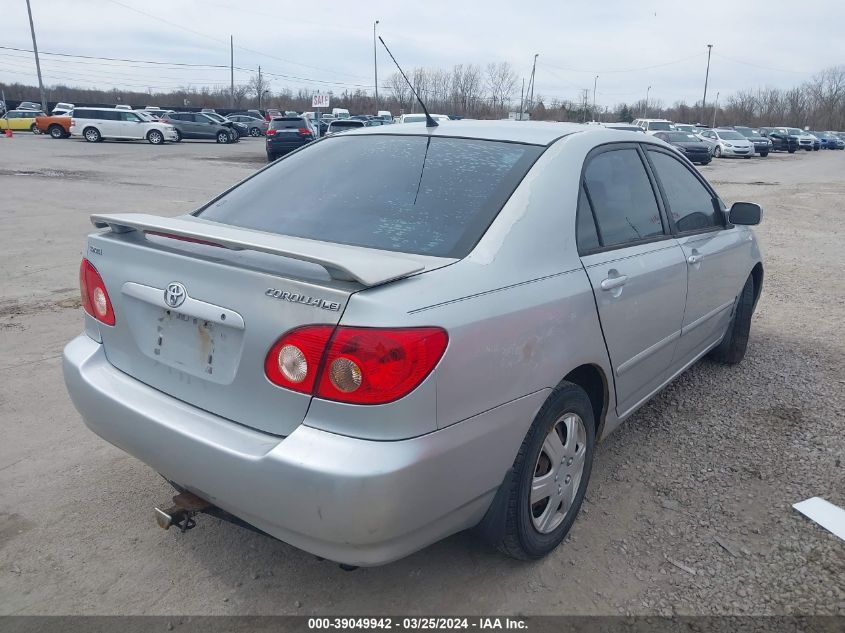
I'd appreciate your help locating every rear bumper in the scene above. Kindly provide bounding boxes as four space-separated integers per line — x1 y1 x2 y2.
266 139 310 154
63 334 545 566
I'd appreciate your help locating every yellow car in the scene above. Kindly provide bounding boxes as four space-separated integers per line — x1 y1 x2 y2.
0 109 46 133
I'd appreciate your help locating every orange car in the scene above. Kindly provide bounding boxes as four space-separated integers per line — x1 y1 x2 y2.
35 114 72 138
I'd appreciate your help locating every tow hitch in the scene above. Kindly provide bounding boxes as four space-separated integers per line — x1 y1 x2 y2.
154 491 211 533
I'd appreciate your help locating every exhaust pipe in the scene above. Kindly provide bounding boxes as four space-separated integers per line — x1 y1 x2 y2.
154 491 211 533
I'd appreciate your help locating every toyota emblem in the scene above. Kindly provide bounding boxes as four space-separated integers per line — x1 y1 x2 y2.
164 282 187 308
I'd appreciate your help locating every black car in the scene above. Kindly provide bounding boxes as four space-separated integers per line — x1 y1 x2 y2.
161 112 238 143
652 131 712 165
732 126 772 157
265 117 317 161
758 127 799 153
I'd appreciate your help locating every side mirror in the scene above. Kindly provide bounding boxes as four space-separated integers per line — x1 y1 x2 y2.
729 202 762 225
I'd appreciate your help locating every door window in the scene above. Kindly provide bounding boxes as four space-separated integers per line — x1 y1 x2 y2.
647 150 721 233
121 112 140 122
576 185 600 253
583 148 664 248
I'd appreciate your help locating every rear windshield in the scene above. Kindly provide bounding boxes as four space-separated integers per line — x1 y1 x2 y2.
197 135 543 258
648 121 673 130
270 118 307 129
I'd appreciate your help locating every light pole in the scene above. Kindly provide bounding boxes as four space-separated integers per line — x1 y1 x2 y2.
592 75 598 122
373 20 379 110
25 0 47 112
644 85 651 118
701 44 713 124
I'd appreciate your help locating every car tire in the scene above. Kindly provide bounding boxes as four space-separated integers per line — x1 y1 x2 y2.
493 382 596 560
744 155 752 159
788 149 796 153
266 153 276 162
216 130 230 144
83 127 101 143
714 146 722 158
250 127 262 137
760 152 769 157
48 124 64 139
30 123 40 134
147 129 164 145
708 275 755 365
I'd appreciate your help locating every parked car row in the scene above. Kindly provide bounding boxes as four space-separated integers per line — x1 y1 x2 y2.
628 118 845 162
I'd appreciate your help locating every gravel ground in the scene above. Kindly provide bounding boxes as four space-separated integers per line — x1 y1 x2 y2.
0 135 843 616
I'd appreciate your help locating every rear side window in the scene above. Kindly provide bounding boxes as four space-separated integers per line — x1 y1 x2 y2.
198 135 543 258
576 185 600 253
647 150 721 233
583 148 664 247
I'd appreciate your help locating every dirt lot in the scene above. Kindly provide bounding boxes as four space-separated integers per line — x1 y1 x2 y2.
1 134 843 616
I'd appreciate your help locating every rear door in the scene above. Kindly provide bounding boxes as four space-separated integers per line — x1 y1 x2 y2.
578 144 688 417
643 147 748 368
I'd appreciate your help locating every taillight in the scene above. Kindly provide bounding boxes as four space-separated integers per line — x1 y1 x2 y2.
264 326 334 394
297 127 312 136
264 326 448 404
79 258 115 325
70 118 76 126
265 128 276 136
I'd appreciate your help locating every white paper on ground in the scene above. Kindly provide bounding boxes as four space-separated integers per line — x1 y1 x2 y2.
792 496 845 542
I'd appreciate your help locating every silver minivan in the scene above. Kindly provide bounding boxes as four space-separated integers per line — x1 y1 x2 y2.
64 122 763 566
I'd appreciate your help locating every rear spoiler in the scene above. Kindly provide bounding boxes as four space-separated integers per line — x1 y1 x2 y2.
90 213 427 286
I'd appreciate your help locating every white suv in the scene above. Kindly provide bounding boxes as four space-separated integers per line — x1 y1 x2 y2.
631 118 676 134
70 107 178 144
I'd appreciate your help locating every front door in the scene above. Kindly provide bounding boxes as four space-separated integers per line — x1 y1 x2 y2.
577 145 688 417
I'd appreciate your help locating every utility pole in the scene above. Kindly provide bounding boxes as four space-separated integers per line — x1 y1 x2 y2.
528 53 539 112
592 75 598 122
257 65 262 110
701 44 713 124
230 36 234 108
373 20 380 110
711 91 720 128
519 77 525 120
644 85 651 118
25 0 47 112
582 88 589 123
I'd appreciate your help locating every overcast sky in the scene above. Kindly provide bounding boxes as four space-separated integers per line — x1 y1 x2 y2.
3 0 844 108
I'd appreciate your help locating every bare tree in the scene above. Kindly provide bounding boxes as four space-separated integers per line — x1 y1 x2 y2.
247 72 271 108
487 62 518 117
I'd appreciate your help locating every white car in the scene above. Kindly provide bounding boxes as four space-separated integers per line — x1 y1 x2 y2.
70 107 178 144
697 129 755 158
52 102 74 116
631 118 676 134
398 113 450 124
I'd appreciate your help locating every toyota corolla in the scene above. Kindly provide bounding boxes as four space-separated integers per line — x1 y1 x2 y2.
63 121 763 566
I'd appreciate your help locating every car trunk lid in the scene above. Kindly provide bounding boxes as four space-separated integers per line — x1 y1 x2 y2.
87 213 444 436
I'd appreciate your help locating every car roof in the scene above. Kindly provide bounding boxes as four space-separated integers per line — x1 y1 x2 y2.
338 119 614 146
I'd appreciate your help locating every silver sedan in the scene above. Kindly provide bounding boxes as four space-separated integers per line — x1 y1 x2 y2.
226 114 268 137
64 121 763 566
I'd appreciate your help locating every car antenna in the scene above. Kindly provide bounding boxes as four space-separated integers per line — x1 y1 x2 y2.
378 36 438 128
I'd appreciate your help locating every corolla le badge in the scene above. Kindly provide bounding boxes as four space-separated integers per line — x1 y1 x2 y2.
164 282 187 308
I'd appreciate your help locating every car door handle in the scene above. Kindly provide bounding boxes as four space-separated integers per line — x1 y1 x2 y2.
687 254 702 265
600 275 628 291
